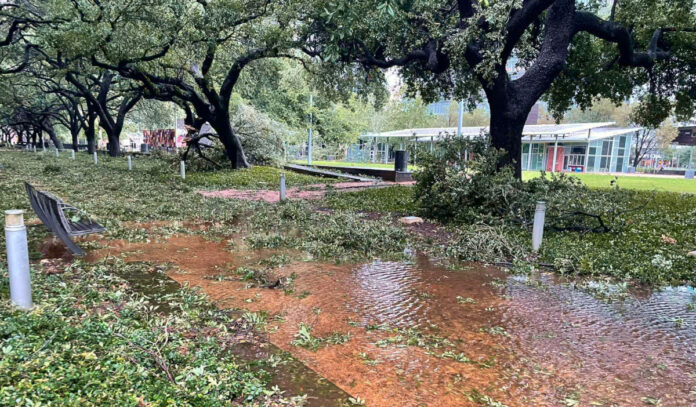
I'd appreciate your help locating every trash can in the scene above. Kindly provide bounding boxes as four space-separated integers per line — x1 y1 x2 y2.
686 169 695 179
394 150 409 172
627 166 636 174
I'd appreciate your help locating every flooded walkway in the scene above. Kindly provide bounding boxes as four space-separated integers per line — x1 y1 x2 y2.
91 235 696 406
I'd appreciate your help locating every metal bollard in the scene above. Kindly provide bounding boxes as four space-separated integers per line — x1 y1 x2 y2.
532 201 546 252
93 152 98 164
180 160 186 179
33 146 36 153
279 172 287 201
55 148 59 157
71 150 75 160
128 155 132 171
5 210 32 309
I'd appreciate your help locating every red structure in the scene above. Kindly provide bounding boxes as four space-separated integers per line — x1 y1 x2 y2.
143 129 176 148
546 146 565 172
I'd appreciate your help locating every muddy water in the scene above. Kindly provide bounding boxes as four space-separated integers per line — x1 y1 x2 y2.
88 235 696 407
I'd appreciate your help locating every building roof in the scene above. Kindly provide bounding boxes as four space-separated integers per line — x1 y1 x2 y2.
674 125 696 146
361 122 641 142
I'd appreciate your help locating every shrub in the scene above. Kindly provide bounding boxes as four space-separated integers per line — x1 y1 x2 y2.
414 135 633 233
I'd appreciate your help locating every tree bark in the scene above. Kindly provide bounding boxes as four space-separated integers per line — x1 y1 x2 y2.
105 127 122 157
44 122 64 150
489 106 526 178
209 115 250 169
85 109 97 154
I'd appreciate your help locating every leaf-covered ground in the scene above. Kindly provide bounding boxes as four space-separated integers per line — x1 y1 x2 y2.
0 150 410 406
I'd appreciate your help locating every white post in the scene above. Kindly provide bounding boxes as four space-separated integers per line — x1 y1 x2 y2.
71 150 75 160
279 172 286 201
93 152 98 164
128 155 132 171
457 100 464 138
55 148 59 157
584 129 592 172
526 136 534 171
551 135 559 173
609 136 617 173
372 137 377 163
5 210 32 309
532 201 546 252
180 160 186 179
430 136 434 153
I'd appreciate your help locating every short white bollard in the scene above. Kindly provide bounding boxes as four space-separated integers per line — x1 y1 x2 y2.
71 150 75 160
5 210 32 309
128 155 132 171
55 148 59 157
180 160 186 179
33 146 36 153
279 172 287 201
93 152 98 164
532 201 546 252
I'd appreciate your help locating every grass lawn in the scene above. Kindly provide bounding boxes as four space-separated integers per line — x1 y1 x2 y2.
523 171 696 194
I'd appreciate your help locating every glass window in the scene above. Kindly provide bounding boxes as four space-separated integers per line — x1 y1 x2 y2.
590 147 597 155
601 140 612 156
600 157 609 170
619 136 627 148
616 157 624 171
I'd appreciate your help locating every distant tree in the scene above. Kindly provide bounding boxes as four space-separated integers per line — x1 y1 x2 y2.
564 98 631 126
306 0 696 178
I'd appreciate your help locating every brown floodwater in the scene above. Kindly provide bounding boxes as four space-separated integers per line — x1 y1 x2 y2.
88 234 696 407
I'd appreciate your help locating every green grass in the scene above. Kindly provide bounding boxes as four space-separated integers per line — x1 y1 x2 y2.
523 171 696 194
291 159 418 171
324 186 418 215
184 165 337 189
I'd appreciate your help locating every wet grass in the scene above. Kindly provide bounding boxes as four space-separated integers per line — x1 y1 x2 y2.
321 184 696 286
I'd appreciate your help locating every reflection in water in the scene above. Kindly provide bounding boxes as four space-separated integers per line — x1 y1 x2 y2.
97 235 696 407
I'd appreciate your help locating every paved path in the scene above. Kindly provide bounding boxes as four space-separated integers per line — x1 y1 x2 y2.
198 181 414 203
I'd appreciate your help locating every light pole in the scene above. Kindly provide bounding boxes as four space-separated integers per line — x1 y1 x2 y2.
307 94 313 166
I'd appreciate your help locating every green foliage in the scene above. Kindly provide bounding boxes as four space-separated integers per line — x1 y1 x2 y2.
0 260 298 405
324 186 418 214
415 136 634 233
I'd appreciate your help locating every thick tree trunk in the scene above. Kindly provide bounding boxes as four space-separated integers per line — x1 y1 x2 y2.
45 126 64 150
210 117 250 169
106 129 121 157
488 105 527 179
85 110 97 154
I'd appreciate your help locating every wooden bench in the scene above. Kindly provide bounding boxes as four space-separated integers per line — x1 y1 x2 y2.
25 183 105 256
